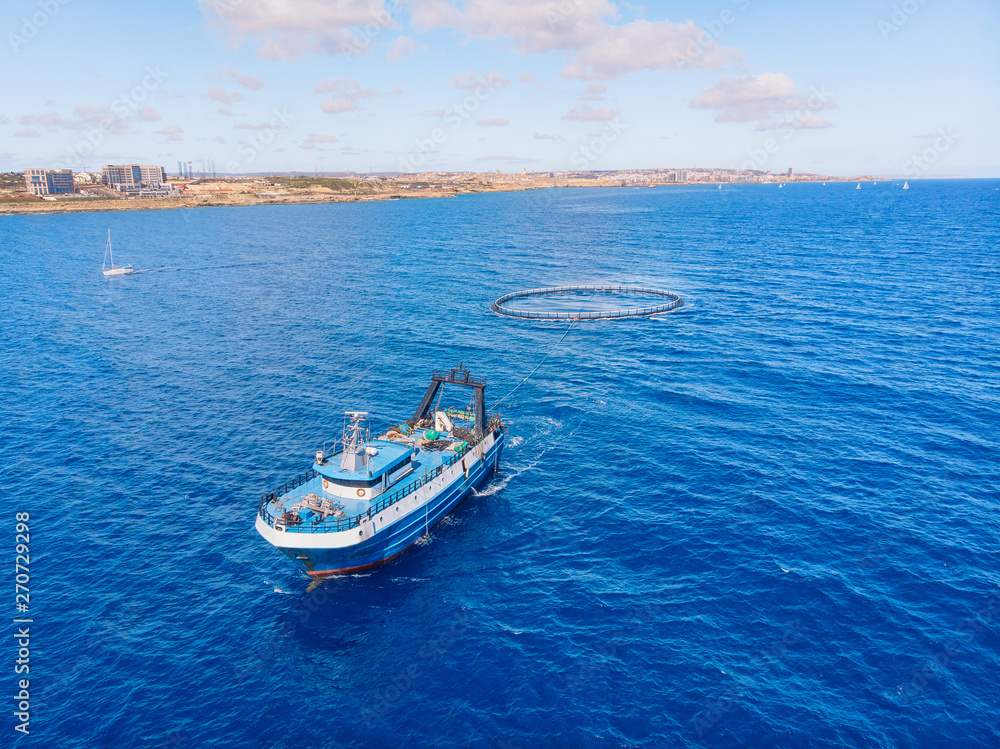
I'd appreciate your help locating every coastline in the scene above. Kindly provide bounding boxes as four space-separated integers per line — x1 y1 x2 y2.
0 173 868 217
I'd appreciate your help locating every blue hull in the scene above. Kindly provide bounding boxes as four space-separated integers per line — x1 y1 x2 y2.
275 433 503 576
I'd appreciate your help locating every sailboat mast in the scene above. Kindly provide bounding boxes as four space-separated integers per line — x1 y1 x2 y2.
108 229 114 269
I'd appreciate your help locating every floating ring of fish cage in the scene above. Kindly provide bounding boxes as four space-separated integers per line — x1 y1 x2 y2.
491 284 684 321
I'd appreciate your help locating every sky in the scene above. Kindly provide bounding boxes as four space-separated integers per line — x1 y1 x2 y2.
1 0 998 176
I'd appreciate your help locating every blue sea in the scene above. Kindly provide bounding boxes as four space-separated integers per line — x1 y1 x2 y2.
2 180 999 748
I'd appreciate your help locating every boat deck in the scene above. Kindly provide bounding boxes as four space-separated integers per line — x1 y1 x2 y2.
267 444 461 531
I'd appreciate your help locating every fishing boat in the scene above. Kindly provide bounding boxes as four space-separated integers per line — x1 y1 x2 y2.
255 365 506 577
903 181 909 189
102 230 133 277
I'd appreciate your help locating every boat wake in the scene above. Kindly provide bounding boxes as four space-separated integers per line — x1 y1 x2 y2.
474 459 536 497
474 418 581 497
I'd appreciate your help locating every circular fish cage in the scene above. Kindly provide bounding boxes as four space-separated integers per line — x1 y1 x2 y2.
491 284 683 321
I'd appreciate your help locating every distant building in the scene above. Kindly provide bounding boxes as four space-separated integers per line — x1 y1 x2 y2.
103 164 141 186
102 164 168 188
24 168 74 195
787 167 793 177
140 165 167 184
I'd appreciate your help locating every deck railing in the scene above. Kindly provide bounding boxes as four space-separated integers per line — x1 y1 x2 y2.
257 418 502 534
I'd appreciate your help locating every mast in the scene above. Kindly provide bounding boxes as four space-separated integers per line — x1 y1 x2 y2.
107 229 114 269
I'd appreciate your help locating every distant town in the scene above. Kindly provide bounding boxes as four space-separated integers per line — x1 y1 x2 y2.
1 163 876 215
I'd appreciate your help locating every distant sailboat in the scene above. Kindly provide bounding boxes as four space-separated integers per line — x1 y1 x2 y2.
779 183 784 188
873 181 877 185
102 230 134 277
903 181 909 190
718 184 722 189
856 183 861 189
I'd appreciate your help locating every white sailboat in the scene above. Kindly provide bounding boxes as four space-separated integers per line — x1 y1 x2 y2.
856 183 861 189
102 229 134 277
903 181 909 190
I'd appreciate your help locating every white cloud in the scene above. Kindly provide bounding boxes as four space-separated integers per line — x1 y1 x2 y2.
235 121 285 130
201 0 739 82
562 104 617 121
689 73 835 125
136 107 161 122
533 133 561 140
20 112 70 128
157 124 184 142
300 133 338 149
411 0 613 54
207 86 244 105
19 106 130 135
561 18 739 80
321 99 359 113
314 78 385 114
200 0 395 60
476 118 510 126
388 35 425 60
73 105 113 126
452 71 510 89
14 128 40 137
578 82 606 101
755 115 833 131
314 77 378 98
223 65 263 90
409 1 739 80
475 154 541 164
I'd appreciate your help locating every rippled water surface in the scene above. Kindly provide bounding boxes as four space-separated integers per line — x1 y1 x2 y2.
2 181 999 748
